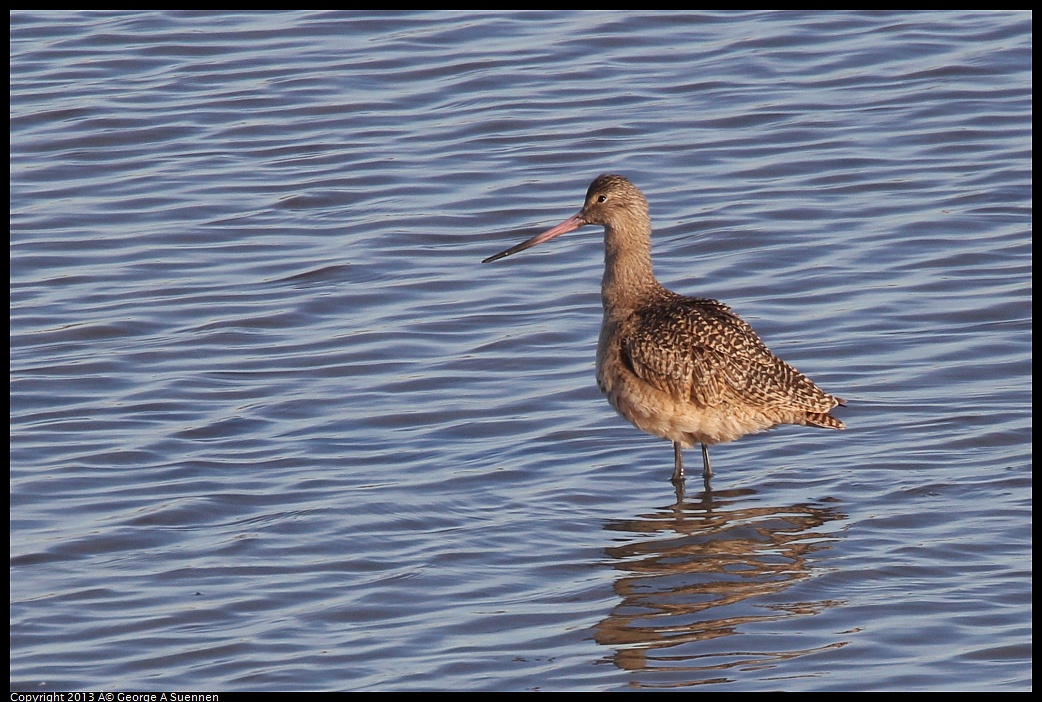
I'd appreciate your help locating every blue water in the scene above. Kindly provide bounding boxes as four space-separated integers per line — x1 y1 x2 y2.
10 10 1031 691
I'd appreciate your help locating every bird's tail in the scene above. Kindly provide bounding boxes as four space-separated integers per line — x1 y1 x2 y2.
806 412 845 430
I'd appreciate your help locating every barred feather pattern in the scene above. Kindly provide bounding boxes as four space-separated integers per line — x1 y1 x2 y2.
609 290 845 446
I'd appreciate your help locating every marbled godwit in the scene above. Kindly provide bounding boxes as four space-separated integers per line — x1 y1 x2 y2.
483 174 844 488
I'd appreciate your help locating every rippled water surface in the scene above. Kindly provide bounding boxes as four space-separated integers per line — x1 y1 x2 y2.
10 11 1031 691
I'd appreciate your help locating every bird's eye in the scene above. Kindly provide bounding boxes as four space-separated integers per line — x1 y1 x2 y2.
597 195 607 203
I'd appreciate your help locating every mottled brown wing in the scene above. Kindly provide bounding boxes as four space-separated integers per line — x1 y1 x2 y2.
622 295 839 414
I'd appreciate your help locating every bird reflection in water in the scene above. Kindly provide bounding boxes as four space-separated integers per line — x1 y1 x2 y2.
595 488 848 686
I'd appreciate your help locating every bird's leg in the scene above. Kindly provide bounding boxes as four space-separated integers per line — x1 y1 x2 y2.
701 443 713 490
671 442 684 484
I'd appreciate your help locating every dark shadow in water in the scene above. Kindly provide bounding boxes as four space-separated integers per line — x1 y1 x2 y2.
596 478 848 687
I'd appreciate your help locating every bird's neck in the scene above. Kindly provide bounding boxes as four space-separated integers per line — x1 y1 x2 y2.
600 220 664 319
